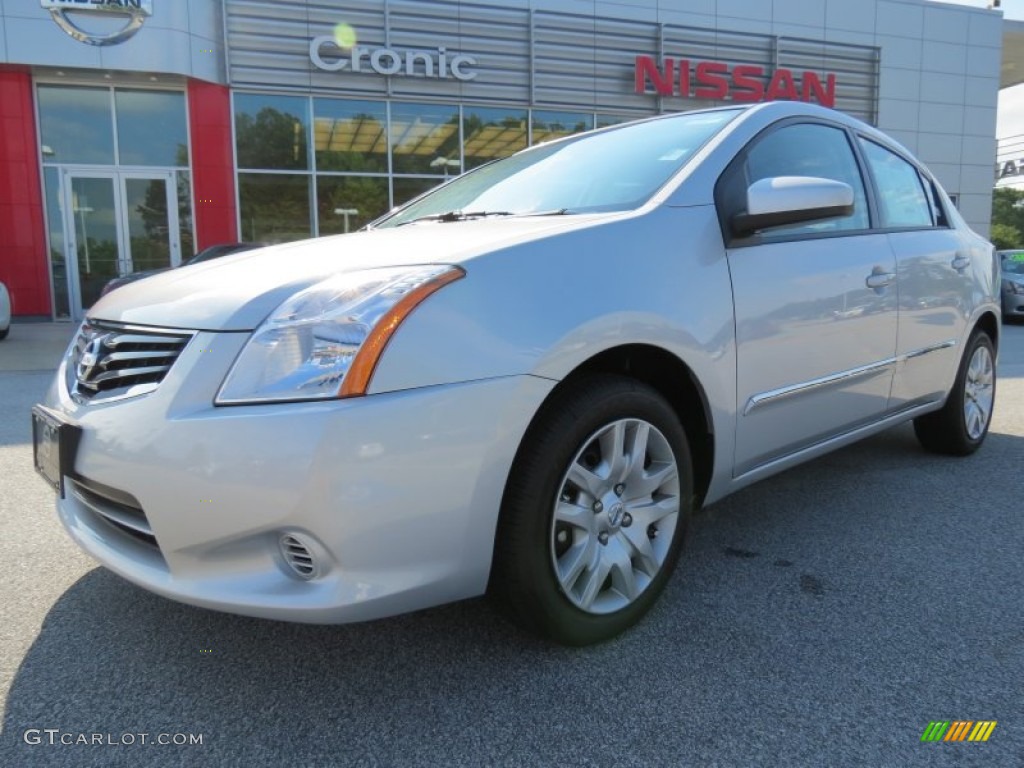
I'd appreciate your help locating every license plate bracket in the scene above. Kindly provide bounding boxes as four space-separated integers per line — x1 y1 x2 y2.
31 405 81 498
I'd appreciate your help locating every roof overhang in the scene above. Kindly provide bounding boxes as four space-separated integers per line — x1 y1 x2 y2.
1003 19 1024 89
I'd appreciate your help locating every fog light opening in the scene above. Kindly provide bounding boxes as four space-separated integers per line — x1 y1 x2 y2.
279 533 318 580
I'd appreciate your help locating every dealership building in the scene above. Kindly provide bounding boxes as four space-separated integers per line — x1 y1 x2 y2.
0 0 1008 320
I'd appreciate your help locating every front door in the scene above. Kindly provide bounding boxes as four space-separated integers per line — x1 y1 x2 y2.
63 171 181 319
716 120 899 476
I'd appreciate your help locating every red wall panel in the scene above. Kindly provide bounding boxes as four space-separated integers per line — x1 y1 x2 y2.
0 67 50 317
187 80 238 250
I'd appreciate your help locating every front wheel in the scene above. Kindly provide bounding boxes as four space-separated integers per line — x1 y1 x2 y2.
913 330 996 456
491 374 693 646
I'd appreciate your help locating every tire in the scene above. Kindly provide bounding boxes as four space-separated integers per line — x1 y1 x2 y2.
913 330 996 456
0 327 7 341
490 374 693 646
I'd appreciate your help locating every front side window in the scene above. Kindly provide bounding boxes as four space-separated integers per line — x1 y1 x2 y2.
859 139 933 229
377 109 741 228
741 123 870 236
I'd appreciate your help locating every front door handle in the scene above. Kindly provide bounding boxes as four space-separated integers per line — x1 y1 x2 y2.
951 254 971 272
865 270 896 290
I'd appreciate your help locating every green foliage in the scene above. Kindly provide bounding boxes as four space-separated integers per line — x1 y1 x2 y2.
236 107 309 171
989 222 1021 250
990 187 1024 247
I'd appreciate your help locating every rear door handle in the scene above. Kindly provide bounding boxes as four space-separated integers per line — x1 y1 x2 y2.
865 270 896 289
951 254 971 272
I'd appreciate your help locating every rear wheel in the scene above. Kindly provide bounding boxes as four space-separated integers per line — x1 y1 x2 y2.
491 374 692 645
913 330 996 456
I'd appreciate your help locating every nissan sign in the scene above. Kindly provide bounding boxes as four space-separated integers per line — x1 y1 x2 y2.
41 0 152 46
635 56 837 108
310 36 477 81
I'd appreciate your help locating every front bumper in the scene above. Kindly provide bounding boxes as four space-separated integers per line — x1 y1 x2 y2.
1003 288 1024 317
45 330 554 623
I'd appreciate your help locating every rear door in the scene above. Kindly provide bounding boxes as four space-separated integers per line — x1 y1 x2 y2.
856 138 970 409
718 121 899 476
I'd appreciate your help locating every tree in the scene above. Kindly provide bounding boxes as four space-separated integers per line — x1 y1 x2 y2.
989 222 1021 250
990 187 1024 243
235 107 308 170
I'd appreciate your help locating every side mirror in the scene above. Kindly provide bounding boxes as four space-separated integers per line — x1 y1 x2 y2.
730 176 854 237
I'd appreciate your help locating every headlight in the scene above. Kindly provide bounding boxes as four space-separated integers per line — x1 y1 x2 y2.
1005 279 1024 295
216 265 464 404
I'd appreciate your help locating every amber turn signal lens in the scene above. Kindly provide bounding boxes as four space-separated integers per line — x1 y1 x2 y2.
339 267 465 397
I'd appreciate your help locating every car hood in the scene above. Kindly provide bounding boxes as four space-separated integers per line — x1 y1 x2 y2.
87 215 609 331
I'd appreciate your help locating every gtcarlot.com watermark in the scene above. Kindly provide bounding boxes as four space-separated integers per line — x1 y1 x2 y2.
24 729 204 747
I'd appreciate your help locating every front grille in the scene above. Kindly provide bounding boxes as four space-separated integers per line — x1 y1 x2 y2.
71 478 159 551
67 321 193 404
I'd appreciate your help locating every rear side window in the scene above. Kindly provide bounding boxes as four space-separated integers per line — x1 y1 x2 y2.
859 139 933 228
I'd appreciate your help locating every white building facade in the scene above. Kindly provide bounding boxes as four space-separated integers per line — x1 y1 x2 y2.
0 0 1004 319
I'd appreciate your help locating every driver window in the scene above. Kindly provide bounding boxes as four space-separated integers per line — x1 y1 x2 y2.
744 123 870 236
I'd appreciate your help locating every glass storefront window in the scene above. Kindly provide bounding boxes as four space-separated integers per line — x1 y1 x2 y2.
43 168 70 319
532 111 593 145
38 85 114 165
115 90 188 167
314 99 387 173
238 174 311 243
392 177 444 207
317 176 389 234
124 177 173 273
463 107 528 170
235 93 310 171
596 114 631 129
390 103 460 175
176 171 195 258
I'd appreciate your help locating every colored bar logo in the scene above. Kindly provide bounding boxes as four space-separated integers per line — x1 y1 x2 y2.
921 721 997 742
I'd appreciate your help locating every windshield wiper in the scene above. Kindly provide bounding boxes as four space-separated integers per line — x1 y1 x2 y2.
394 208 572 227
396 210 515 226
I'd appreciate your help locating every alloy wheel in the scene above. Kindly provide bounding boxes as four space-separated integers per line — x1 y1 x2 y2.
550 418 680 614
963 344 995 440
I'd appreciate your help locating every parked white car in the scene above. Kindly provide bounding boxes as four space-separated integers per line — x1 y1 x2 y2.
0 280 10 340
34 102 999 645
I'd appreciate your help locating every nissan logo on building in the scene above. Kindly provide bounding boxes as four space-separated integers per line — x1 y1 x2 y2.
310 36 478 81
41 0 153 46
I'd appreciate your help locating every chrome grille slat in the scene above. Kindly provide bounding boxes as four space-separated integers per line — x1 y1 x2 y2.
66 322 194 404
100 350 180 366
91 365 173 384
105 333 187 347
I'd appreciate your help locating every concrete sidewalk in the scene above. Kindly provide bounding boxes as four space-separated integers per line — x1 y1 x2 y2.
0 322 76 372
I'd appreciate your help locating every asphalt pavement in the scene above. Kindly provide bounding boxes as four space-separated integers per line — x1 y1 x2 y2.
1 322 1022 767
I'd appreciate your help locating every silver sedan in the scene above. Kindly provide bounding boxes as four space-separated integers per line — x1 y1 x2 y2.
34 102 999 645
1001 252 1024 320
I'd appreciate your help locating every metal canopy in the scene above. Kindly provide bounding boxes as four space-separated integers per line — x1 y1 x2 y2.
1003 19 1024 89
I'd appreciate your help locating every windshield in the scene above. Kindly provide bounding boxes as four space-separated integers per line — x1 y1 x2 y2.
375 109 741 228
1004 258 1024 276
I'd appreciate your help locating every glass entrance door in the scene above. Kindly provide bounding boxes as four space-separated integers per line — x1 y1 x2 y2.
122 173 179 274
65 173 122 316
63 171 181 319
